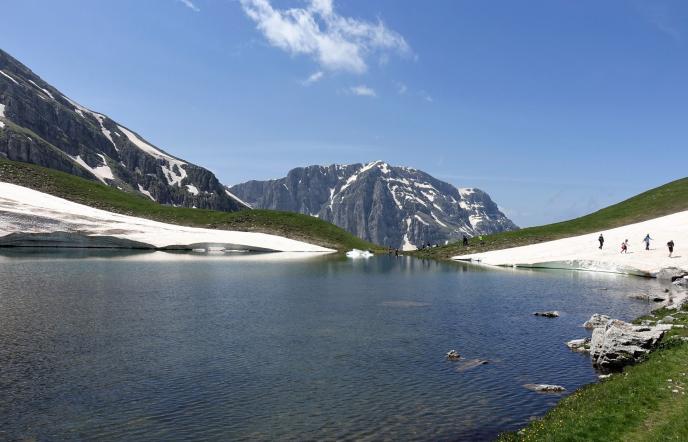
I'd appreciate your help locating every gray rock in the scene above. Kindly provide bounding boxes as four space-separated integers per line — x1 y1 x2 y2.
446 350 461 360
583 313 611 329
589 319 671 371
455 359 489 371
657 267 688 281
524 384 566 392
534 311 560 318
566 338 590 352
674 277 688 287
659 316 676 324
228 161 518 249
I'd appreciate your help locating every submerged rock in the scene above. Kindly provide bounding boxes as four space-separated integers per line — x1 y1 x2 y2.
524 384 566 393
455 359 489 372
583 314 611 329
446 350 461 360
589 320 671 371
533 311 560 318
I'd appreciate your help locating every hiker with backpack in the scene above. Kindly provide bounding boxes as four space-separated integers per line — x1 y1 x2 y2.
598 234 604 249
642 234 653 250
668 240 675 257
621 239 629 254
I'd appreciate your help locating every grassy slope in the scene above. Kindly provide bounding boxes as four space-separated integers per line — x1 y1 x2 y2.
0 158 379 252
415 177 688 260
499 305 688 441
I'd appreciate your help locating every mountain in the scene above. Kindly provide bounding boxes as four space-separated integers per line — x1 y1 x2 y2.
0 48 244 211
228 161 518 249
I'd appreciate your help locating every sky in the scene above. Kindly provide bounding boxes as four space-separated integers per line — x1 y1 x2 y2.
1 0 687 227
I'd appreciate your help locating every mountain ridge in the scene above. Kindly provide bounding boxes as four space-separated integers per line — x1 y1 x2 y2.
0 48 245 212
229 160 517 249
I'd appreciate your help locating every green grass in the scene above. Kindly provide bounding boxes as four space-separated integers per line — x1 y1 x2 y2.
415 177 688 260
0 158 379 252
499 304 688 441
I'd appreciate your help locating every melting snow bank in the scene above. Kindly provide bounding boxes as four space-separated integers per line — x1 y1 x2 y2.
0 183 335 253
453 210 688 277
346 249 374 258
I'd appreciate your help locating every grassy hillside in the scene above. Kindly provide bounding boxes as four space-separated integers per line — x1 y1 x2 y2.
0 158 379 252
415 177 688 260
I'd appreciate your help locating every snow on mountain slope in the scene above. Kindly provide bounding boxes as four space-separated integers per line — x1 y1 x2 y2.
0 182 333 253
454 211 688 276
0 48 246 212
229 160 517 249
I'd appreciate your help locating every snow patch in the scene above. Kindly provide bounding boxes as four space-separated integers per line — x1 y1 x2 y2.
414 214 429 226
28 80 55 99
225 190 253 209
401 217 416 251
117 125 187 186
137 184 155 201
0 70 19 85
186 184 199 195
0 182 334 253
431 211 448 228
71 154 115 184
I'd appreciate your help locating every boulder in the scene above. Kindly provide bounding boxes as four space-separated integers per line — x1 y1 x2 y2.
524 384 566 393
533 311 560 318
659 315 676 324
674 277 688 287
589 319 671 371
657 267 687 281
446 350 461 360
583 314 611 329
566 338 590 352
455 359 489 372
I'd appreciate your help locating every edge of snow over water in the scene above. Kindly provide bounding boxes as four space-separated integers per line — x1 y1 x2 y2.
0 182 335 253
453 210 688 276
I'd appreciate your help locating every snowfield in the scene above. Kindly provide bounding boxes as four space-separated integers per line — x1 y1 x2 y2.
0 183 335 253
453 210 688 276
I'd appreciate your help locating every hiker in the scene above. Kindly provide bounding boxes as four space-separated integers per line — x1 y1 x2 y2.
598 234 604 249
462 235 469 246
395 248 399 257
621 239 629 254
668 240 674 257
643 234 653 250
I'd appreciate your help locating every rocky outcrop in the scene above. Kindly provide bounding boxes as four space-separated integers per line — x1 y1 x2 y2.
228 161 517 248
566 338 590 352
589 320 671 371
656 267 688 281
0 48 245 212
583 314 611 329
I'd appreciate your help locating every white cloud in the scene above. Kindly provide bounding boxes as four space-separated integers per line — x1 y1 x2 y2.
396 81 408 95
350 85 376 97
239 0 411 74
177 0 200 12
302 70 324 85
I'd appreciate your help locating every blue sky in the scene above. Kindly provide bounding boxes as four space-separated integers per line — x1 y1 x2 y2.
1 0 687 227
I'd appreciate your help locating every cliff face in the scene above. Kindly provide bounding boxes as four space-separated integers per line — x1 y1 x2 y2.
0 48 244 211
229 161 518 249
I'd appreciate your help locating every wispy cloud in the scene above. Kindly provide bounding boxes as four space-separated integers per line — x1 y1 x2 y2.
419 90 433 102
302 71 324 85
177 0 200 12
396 81 408 95
636 1 682 41
239 0 411 74
349 85 377 97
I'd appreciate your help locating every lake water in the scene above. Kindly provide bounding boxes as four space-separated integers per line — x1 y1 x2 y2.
0 250 668 441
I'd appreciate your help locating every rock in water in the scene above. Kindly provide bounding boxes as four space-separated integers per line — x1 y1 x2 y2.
657 267 688 281
566 338 590 352
583 313 611 329
446 350 461 360
533 311 560 318
455 359 489 371
589 320 671 371
524 384 566 393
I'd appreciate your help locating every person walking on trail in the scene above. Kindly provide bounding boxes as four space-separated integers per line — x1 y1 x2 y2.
462 235 469 247
598 234 604 249
621 239 629 254
643 234 653 250
668 240 675 257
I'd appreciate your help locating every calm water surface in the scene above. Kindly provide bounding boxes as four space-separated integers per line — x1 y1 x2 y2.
0 250 668 441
